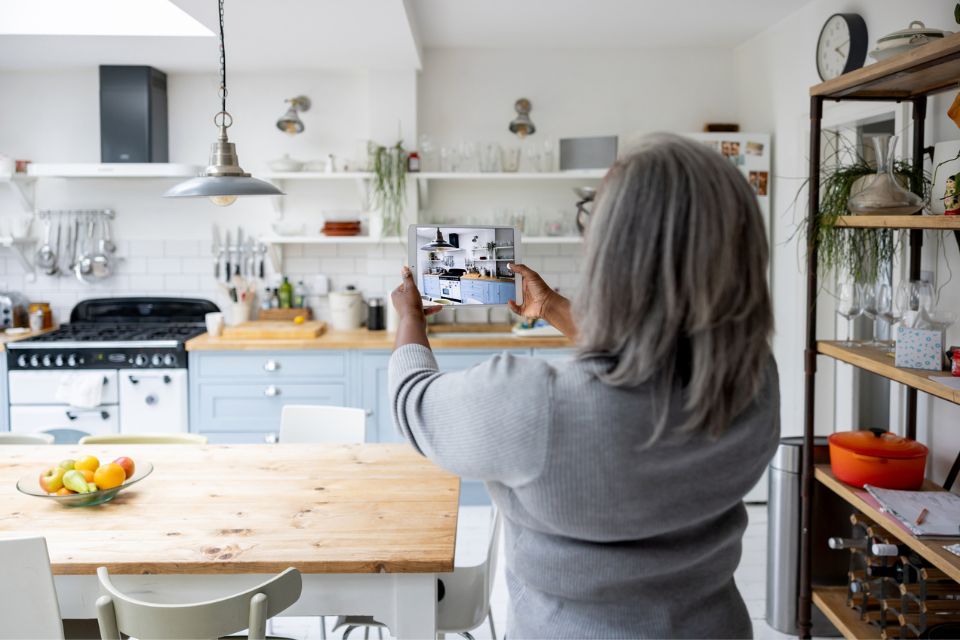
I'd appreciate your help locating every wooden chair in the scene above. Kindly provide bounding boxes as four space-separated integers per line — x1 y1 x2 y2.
279 405 366 444
0 536 64 640
0 432 55 444
78 433 208 445
95 566 302 640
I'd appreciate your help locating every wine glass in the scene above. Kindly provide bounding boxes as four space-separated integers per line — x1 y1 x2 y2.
858 283 883 347
836 283 862 347
875 282 900 351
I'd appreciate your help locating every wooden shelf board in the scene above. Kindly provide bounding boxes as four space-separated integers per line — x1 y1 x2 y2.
817 342 959 405
261 172 372 180
835 215 960 230
813 586 881 640
815 465 960 583
812 33 960 98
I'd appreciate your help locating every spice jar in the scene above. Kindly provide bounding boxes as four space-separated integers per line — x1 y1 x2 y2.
28 302 52 329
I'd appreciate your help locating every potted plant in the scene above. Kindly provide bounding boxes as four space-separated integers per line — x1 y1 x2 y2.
369 140 407 237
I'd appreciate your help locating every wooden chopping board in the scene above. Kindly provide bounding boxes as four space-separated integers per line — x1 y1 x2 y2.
221 321 327 339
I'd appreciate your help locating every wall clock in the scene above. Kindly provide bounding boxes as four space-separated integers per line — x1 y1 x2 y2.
816 13 868 81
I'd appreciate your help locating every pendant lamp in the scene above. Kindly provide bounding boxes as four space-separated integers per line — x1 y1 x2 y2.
164 0 283 206
419 228 456 251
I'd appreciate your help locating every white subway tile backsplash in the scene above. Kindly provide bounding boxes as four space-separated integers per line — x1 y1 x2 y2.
147 257 181 274
180 257 212 275
164 239 202 257
122 257 149 274
127 239 166 258
318 258 356 274
543 257 575 273
364 258 403 276
164 274 200 290
302 244 339 258
522 244 561 257
283 257 321 274
128 275 165 290
560 243 585 256
339 243 382 258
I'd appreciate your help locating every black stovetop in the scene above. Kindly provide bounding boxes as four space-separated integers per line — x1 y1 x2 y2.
15 323 207 344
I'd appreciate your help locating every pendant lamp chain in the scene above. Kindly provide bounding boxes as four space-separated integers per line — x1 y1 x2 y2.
215 0 232 132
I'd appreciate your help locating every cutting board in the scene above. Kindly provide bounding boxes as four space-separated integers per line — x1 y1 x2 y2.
221 321 327 340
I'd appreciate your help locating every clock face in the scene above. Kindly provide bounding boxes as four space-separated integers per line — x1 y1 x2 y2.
817 14 852 81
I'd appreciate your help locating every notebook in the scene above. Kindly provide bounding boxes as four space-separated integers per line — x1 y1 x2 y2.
865 485 960 538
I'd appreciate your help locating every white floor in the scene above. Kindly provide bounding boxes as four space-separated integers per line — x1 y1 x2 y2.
271 504 798 640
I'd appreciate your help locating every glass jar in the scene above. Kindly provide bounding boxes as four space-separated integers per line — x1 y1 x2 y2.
847 134 923 215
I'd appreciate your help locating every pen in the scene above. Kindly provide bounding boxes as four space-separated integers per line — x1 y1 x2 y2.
915 507 929 526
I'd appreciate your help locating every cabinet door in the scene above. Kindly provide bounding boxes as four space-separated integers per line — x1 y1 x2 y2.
498 282 515 304
195 382 345 433
359 351 399 443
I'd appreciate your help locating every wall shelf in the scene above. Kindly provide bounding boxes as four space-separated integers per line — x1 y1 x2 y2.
817 341 960 405
415 170 606 180
260 235 403 244
835 215 960 230
260 171 372 180
25 163 200 178
812 587 882 640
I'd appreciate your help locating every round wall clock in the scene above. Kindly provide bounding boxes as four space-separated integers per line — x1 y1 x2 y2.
816 13 868 81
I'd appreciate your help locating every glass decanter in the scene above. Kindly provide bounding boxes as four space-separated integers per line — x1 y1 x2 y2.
848 134 923 215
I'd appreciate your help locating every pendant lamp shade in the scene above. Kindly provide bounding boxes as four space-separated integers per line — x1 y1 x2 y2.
420 228 456 251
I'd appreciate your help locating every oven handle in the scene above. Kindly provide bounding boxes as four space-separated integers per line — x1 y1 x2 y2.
65 409 110 421
128 374 172 385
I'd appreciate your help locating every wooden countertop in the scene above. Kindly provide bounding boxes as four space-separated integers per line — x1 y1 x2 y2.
186 327 573 351
0 444 459 575
461 274 514 283
0 327 56 352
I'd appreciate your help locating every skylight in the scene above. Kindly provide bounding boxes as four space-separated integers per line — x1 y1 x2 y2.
0 0 213 37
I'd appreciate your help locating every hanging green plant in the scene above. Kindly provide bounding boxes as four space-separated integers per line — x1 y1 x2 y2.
369 141 407 237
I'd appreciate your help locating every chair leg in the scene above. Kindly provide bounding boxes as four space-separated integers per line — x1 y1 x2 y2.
487 611 497 640
376 628 383 640
457 633 475 640
320 615 327 640
364 627 370 640
342 625 357 639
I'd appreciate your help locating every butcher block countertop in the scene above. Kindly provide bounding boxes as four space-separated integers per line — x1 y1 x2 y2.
186 327 573 351
0 327 56 352
461 273 515 283
0 444 459 575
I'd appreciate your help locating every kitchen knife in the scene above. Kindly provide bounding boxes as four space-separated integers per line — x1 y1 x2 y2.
212 224 222 279
235 226 243 277
224 229 231 282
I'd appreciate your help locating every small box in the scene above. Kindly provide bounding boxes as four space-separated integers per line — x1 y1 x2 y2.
559 136 618 171
895 326 944 371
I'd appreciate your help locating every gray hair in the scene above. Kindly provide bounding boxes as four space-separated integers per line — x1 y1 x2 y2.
575 133 773 441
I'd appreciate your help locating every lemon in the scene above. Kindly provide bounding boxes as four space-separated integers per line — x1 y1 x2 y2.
294 315 306 324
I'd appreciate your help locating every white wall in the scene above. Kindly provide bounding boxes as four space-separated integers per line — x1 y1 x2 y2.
734 0 960 481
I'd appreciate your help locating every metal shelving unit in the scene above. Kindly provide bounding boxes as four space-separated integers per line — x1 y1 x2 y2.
799 33 960 639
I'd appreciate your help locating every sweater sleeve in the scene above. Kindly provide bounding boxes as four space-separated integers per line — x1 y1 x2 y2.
389 343 552 486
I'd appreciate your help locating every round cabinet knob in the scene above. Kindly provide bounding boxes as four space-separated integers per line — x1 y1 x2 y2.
29 355 39 367
16 355 26 367
41 355 51 367
54 355 63 367
264 385 281 397
66 354 77 367
263 360 280 372
134 354 148 367
162 354 176 367
151 354 162 367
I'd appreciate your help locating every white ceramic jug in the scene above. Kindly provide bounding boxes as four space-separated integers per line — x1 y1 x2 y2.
329 289 364 330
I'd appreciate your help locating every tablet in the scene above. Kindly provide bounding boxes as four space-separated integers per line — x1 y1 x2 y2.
408 225 522 307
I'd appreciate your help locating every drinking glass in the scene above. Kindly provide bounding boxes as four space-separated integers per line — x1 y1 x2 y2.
836 283 862 347
875 282 900 351
858 283 884 347
418 134 436 171
480 143 502 172
524 145 542 172
501 146 521 172
440 146 459 173
541 139 556 172
458 141 479 172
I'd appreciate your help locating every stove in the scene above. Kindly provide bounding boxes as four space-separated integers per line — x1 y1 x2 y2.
6 298 219 442
7 297 217 370
438 269 464 303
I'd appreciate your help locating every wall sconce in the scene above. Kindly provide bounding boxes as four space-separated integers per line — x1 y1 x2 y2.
508 98 536 138
276 95 311 135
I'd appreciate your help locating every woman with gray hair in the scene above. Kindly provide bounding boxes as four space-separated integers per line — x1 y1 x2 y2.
389 133 778 638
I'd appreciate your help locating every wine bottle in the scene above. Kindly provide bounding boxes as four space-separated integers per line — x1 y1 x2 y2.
829 537 868 550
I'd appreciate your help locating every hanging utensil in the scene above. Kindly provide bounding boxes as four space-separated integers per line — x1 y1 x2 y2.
99 214 116 254
235 226 243 277
212 224 222 279
35 216 57 273
48 218 61 276
90 216 112 280
257 243 267 279
224 229 232 282
74 218 94 282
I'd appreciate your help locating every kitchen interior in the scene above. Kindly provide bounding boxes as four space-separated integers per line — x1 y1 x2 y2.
3 1 960 639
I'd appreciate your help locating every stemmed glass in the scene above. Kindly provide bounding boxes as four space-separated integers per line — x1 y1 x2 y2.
875 282 901 352
858 283 884 347
836 283 862 347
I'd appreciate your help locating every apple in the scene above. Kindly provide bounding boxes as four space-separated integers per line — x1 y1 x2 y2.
39 466 66 493
113 457 135 479
62 470 90 494
58 459 75 471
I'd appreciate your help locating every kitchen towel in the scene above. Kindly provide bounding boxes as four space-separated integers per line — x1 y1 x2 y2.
55 372 105 409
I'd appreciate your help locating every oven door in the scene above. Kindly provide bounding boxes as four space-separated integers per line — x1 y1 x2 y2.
440 281 461 302
9 370 119 405
10 405 119 436
119 369 188 433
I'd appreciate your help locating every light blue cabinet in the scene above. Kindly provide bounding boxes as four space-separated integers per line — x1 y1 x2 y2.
497 282 515 304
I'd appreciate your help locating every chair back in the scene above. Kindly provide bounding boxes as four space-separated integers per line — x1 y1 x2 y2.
41 429 88 444
0 432 55 444
436 506 502 633
78 433 208 445
0 537 64 640
279 405 366 444
95 566 302 640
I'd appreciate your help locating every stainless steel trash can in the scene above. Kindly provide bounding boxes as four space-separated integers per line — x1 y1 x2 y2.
766 436 848 636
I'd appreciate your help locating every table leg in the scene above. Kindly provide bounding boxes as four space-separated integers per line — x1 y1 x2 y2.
386 573 437 640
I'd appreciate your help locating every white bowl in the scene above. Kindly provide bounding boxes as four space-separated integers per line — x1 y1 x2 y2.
268 154 303 172
271 221 306 236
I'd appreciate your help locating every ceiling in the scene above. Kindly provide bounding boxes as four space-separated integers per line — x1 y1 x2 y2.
0 0 816 72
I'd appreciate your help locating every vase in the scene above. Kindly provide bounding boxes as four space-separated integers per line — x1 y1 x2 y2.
847 134 923 215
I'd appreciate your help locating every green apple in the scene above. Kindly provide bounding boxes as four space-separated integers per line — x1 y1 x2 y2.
62 470 90 494
38 466 66 493
87 483 98 493
59 459 75 471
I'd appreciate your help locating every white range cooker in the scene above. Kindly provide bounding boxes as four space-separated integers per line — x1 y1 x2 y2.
6 298 217 441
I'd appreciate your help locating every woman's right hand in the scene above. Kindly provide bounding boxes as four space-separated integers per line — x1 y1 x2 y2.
508 263 577 339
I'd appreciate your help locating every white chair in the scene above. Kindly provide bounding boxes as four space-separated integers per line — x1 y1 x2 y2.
0 432 55 444
279 405 366 444
79 433 208 445
336 507 503 640
0 537 64 640
95 566 302 640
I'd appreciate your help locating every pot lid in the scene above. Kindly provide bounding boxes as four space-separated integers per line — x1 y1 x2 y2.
828 429 928 459
878 21 952 44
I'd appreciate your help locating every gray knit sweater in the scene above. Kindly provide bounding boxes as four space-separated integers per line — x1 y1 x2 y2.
390 344 779 639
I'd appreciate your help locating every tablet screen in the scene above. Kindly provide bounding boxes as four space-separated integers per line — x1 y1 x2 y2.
409 225 520 306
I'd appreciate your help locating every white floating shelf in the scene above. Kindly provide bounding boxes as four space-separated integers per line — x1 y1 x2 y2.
415 170 606 180
26 163 201 178
260 235 403 244
261 171 373 180
522 236 583 244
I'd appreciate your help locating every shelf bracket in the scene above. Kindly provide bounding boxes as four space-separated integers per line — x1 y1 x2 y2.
3 238 36 282
416 176 429 210
4 178 37 214
267 243 283 274
267 179 285 218
354 176 371 210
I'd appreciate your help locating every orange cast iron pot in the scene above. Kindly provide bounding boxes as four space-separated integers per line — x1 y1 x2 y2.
828 429 928 490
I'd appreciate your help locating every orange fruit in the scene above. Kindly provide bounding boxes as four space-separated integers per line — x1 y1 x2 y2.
78 469 95 483
55 486 75 496
75 456 100 473
93 463 126 490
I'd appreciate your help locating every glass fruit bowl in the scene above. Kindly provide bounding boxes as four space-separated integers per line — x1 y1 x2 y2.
17 462 153 507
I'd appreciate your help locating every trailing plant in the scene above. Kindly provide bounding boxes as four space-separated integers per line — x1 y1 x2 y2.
369 140 407 236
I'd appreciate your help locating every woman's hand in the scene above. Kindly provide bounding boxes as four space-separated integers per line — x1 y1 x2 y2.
391 266 443 350
508 263 577 340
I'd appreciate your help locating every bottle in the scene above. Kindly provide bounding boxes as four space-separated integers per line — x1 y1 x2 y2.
828 537 868 550
260 289 272 311
407 151 421 173
269 288 280 309
278 277 293 309
367 297 385 331
294 280 306 308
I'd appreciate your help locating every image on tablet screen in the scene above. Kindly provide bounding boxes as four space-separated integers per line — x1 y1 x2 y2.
414 226 516 306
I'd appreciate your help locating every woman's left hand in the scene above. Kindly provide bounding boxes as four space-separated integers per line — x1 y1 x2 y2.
392 266 443 322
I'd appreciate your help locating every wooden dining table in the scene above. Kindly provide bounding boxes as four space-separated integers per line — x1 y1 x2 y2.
0 443 460 638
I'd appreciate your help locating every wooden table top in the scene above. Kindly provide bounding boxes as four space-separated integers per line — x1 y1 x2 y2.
0 444 459 575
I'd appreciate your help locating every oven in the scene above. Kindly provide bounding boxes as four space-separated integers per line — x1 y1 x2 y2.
440 278 461 302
